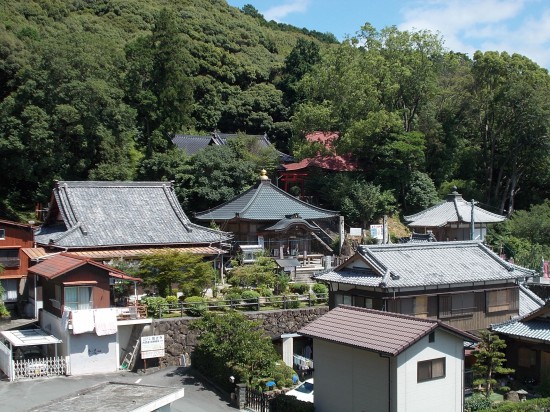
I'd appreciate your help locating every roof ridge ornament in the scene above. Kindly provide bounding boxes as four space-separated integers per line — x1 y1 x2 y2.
259 169 270 181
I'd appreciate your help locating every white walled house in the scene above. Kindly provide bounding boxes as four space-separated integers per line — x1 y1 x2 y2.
29 253 150 376
298 306 477 412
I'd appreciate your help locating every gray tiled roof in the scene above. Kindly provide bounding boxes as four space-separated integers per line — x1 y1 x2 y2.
34 181 230 248
519 284 545 317
404 190 505 227
314 241 534 289
195 180 338 221
172 134 214 155
298 305 477 356
491 303 550 343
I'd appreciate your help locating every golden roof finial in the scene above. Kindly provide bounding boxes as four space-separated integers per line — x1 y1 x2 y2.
259 169 269 181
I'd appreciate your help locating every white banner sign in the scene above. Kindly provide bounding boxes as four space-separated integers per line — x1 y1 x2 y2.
141 335 165 352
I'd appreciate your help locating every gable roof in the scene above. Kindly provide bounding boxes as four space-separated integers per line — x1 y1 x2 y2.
299 305 477 356
34 181 230 249
282 154 359 172
195 175 338 221
28 253 141 281
491 301 550 343
314 241 534 289
519 284 545 317
404 188 505 227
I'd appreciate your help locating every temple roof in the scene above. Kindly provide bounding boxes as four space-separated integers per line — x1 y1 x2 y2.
34 181 230 249
315 241 534 289
195 172 338 222
404 188 505 228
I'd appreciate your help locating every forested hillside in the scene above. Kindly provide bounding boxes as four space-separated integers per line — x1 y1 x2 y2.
0 0 334 215
2 0 550 269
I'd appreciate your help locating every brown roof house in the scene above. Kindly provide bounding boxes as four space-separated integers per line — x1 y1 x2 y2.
404 187 505 241
0 220 37 315
491 301 550 385
28 253 146 376
314 241 535 332
299 305 477 412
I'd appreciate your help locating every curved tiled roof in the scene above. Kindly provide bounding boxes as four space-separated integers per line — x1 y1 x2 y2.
195 180 338 221
491 302 550 343
404 190 505 227
314 241 534 289
299 305 477 356
34 181 230 248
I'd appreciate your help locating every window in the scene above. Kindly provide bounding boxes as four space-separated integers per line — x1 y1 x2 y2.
439 293 475 317
418 358 446 382
0 229 4 240
334 293 352 306
429 332 435 343
486 289 516 313
0 279 17 302
0 248 19 268
64 286 93 310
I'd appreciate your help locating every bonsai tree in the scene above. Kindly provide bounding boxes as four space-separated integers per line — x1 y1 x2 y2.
472 330 514 397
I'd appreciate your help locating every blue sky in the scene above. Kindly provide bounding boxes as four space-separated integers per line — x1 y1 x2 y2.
226 0 550 69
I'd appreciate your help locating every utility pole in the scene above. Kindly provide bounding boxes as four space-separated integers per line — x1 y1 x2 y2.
470 199 475 240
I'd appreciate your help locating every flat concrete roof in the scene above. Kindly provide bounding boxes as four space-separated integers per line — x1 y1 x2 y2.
1 329 62 347
29 382 185 412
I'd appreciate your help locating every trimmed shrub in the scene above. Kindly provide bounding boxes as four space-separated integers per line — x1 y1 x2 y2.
312 283 328 304
464 393 493 411
289 283 309 294
165 295 178 305
284 294 300 309
242 290 261 310
183 296 208 317
270 394 314 412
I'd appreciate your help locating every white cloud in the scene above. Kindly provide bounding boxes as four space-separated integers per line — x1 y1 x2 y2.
397 0 550 68
262 0 310 22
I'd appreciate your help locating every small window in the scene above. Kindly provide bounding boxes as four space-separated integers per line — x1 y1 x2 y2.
0 248 19 268
64 286 93 310
418 358 446 382
334 293 352 306
429 332 435 343
0 229 5 240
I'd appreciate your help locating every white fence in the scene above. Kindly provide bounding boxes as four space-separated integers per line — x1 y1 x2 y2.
12 356 67 380
0 340 67 381
0 340 13 381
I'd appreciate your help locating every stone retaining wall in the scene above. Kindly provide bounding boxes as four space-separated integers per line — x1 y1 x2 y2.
149 307 329 368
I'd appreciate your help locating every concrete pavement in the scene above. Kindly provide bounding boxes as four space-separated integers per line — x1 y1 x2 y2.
0 366 235 412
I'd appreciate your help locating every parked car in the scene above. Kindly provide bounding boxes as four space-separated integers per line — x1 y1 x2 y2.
286 378 314 403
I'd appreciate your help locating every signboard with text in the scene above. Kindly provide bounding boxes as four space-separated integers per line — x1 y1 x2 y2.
141 335 165 359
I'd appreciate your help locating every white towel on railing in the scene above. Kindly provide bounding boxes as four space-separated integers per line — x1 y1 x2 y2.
61 309 70 330
71 310 95 334
94 308 118 336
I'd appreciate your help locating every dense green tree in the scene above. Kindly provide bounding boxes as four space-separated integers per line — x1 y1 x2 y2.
228 255 278 288
190 311 295 390
470 51 550 214
404 171 440 214
125 8 195 157
138 250 215 297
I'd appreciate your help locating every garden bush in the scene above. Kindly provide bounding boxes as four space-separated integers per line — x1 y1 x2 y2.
465 393 493 411
242 290 261 310
289 283 309 294
183 296 208 316
312 283 328 304
270 394 314 412
140 296 167 317
283 294 300 309
165 295 178 305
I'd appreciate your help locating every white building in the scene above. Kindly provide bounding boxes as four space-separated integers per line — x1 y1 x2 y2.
299 305 478 412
